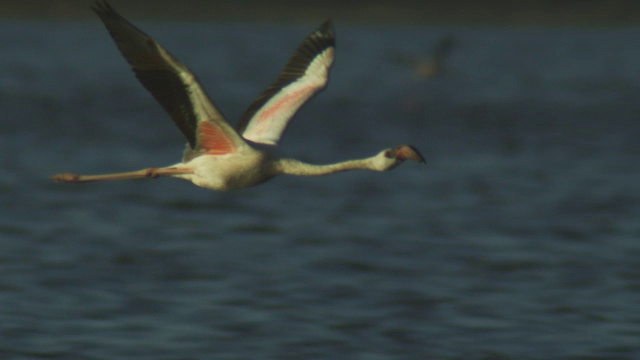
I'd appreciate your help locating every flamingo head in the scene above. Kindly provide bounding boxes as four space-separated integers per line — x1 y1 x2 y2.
373 144 425 171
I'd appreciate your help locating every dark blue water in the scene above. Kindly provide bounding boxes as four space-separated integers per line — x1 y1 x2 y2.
1 21 639 359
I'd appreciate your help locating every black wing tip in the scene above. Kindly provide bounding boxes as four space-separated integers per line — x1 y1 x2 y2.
316 19 336 45
91 0 121 19
319 19 335 34
91 0 110 14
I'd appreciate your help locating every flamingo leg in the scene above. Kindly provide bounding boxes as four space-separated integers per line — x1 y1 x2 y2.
52 167 192 183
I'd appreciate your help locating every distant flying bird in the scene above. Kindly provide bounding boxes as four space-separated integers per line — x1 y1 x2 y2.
391 36 455 79
414 36 455 78
52 1 425 192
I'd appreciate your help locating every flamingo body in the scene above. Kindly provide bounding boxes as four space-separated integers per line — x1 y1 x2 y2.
179 145 274 191
52 1 425 192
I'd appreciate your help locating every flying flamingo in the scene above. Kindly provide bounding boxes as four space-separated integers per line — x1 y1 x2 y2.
52 1 425 192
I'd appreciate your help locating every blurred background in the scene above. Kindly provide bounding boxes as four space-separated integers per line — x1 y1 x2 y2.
2 0 640 24
1 1 639 359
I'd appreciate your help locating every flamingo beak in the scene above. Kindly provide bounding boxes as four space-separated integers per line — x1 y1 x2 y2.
391 145 425 164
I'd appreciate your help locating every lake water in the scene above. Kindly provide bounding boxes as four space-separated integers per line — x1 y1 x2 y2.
1 20 639 359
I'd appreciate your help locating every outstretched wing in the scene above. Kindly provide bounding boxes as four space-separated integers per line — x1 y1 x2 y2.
92 1 245 155
236 20 335 145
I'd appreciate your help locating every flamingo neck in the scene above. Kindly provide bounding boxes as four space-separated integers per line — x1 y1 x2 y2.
273 157 376 176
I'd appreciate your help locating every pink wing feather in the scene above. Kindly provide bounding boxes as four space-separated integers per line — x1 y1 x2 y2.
93 1 245 155
236 20 336 145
